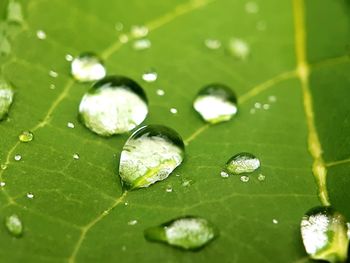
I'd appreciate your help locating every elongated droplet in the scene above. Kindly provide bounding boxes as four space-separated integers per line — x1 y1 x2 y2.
5 214 23 237
0 80 14 121
301 206 349 262
193 84 237 124
223 152 260 175
79 76 148 136
71 52 106 82
19 131 33 142
144 216 217 250
119 125 185 189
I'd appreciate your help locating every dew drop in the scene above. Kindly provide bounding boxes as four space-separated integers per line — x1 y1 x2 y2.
49 84 56 90
26 192 34 199
1 164 7 170
115 22 124 31
228 38 250 60
166 186 173 192
124 202 128 206
254 102 261 109
119 34 129 43
204 39 221 50
79 76 148 136
119 125 185 190
19 131 33 143
240 175 250 183
245 1 259 14
250 108 256 114
193 83 237 124
67 122 75 128
256 20 267 31
128 219 138 226
133 39 151 51
65 54 73 62
170 108 178 114
0 80 14 121
14 154 22 161
49 70 58 78
0 181 6 187
181 179 193 187
71 52 106 82
223 152 260 175
263 104 270 110
142 70 158 83
268 95 277 103
73 153 80 160
36 30 46 40
258 174 265 181
220 171 229 178
272 219 278 224
301 206 349 262
131 25 149 38
156 89 165 96
5 214 23 237
144 216 217 250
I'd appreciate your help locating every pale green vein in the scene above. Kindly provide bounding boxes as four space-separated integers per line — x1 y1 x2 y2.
326 157 350 168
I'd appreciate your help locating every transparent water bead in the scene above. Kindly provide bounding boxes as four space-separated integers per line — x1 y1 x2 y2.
119 125 185 190
240 175 250 183
301 206 349 262
36 30 46 40
193 83 237 124
79 76 148 136
5 214 23 237
131 25 149 38
245 1 259 14
14 154 22 161
228 38 250 60
133 39 151 51
19 131 33 142
204 39 221 50
26 192 34 199
71 52 106 82
223 152 260 175
144 216 217 250
0 80 14 121
142 70 158 83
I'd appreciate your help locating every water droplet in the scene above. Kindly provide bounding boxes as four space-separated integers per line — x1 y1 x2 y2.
254 102 262 109
301 206 349 262
49 70 58 78
131 25 149 38
128 219 138 226
166 186 173 192
121 245 127 251
14 154 22 161
6 0 23 24
26 192 34 199
19 131 33 143
272 219 278 224
193 83 237 124
223 152 260 175
5 214 23 237
0 80 14 121
142 70 158 83
36 30 46 40
170 108 178 114
119 34 129 43
144 216 217 250
73 153 80 160
245 1 259 14
268 95 277 103
79 76 148 136
204 39 221 50
0 181 6 187
119 125 185 190
263 104 270 110
65 54 73 62
228 38 250 60
250 108 256 114
67 122 75 128
181 179 193 187
220 171 229 178
240 175 250 183
156 89 165 96
49 84 56 90
71 53 106 82
256 20 267 31
1 164 7 170
124 202 128 206
258 174 265 181
115 22 124 31
133 39 151 51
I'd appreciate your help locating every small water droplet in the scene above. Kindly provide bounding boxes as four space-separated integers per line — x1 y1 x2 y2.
49 70 58 78
301 206 349 262
254 102 261 109
49 84 56 90
79 76 148 136
156 89 165 96
245 1 259 14
0 181 6 187
144 216 217 250
128 219 138 226
131 25 149 38
14 154 22 161
220 171 229 178
193 84 237 124
133 39 151 51
1 164 7 170
258 174 265 181
263 104 270 110
240 175 250 183
228 38 250 60
250 108 256 114
71 53 106 82
181 179 193 187
73 153 80 160
119 34 129 43
36 30 46 40
170 108 178 114
142 70 158 83
26 192 34 199
115 22 124 31
5 214 23 237
272 219 278 224
166 186 173 192
204 39 221 50
0 80 14 121
67 122 75 128
124 202 128 206
65 54 73 62
19 131 33 143
268 95 277 103
119 125 185 190
223 152 260 175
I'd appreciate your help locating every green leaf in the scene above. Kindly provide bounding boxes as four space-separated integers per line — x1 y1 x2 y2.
0 0 349 262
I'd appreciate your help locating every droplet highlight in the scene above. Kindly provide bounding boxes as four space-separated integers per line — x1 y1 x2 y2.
223 152 260 176
71 52 106 82
14 154 22 161
0 80 14 121
19 131 33 143
142 70 158 83
5 214 23 237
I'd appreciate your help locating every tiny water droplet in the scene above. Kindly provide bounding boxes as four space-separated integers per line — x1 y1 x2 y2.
144 216 217 250
170 108 178 114
258 174 265 181
14 154 22 161
263 104 270 110
194 84 237 124
181 179 193 187
6 0 23 24
115 22 124 31
228 38 250 60
71 53 106 82
1 164 7 170
245 1 259 14
26 192 34 199
204 39 221 50
272 219 278 224
223 152 260 175
166 186 173 192
124 202 128 206
142 70 158 83
119 125 185 190
0 80 14 121
128 219 138 226
79 76 148 136
133 39 151 51
73 153 80 160
250 108 256 114
65 54 73 62
301 206 349 262
49 84 56 90
19 131 33 143
5 214 23 237
67 122 75 128
156 89 165 96
119 34 129 43
268 95 277 103
36 30 46 40
0 181 6 187
254 102 261 109
49 70 58 78
220 171 229 178
240 175 250 183
131 25 149 38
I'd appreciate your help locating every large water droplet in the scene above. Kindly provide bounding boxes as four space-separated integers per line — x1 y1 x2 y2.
193 84 237 124
5 214 23 237
79 76 148 136
144 216 217 250
19 131 33 142
223 152 260 175
71 53 106 82
0 80 14 121
301 206 349 262
119 125 185 190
